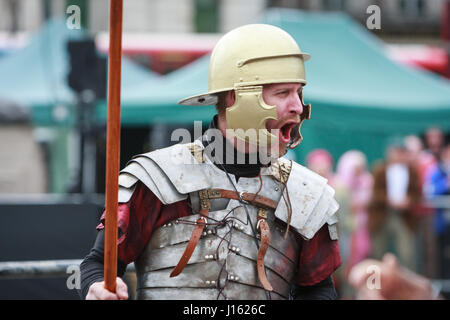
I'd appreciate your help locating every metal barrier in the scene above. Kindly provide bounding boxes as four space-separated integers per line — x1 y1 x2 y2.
0 193 105 206
0 259 135 280
0 258 448 296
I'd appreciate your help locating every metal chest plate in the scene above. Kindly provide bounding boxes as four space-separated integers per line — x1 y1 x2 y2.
135 204 300 300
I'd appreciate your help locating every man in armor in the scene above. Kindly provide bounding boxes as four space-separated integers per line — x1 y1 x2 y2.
80 24 341 300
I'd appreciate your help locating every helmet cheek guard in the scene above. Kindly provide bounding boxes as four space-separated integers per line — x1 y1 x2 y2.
288 90 311 149
225 86 278 146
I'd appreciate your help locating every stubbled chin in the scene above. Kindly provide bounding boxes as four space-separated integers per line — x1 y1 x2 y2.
264 129 288 158
271 140 288 159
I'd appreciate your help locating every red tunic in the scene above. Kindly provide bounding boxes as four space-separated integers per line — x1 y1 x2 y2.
97 181 341 286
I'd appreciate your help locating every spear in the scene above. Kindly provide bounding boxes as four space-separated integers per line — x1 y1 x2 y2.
104 0 123 293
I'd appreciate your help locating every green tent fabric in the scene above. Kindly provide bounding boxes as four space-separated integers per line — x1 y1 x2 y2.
95 53 214 126
0 18 160 126
0 18 82 125
114 8 450 165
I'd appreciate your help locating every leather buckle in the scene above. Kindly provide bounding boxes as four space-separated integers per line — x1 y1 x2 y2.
238 191 250 204
197 216 208 225
256 219 263 231
257 208 268 219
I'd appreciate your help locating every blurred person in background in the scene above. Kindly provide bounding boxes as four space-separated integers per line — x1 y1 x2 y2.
305 148 336 183
336 151 373 269
404 134 437 185
424 144 450 278
305 149 348 297
368 142 422 272
348 253 442 300
333 150 373 298
424 127 445 163
404 135 436 277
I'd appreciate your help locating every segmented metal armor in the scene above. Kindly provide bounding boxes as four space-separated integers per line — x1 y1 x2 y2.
117 140 339 300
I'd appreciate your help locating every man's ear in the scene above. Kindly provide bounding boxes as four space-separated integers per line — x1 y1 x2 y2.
225 90 235 107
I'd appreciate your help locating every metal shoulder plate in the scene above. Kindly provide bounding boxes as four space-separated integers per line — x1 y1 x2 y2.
272 159 339 240
117 141 211 204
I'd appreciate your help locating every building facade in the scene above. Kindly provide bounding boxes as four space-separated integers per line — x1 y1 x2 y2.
0 0 444 35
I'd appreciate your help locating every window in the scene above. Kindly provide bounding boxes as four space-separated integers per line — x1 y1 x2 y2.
194 0 219 33
322 0 346 11
398 0 426 18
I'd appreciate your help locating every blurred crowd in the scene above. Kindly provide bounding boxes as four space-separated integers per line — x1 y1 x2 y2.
305 126 450 299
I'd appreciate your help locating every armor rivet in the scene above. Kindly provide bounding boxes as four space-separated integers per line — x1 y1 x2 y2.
236 247 241 253
207 230 212 235
205 255 209 259
211 280 216 285
231 246 236 251
168 223 172 227
235 276 239 281
275 187 279 191
303 182 307 186
229 275 235 280
206 280 211 285
239 225 244 231
202 232 207 236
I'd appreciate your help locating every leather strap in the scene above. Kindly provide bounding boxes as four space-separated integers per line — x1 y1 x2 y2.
170 207 209 278
170 188 277 278
257 219 273 291
218 189 277 209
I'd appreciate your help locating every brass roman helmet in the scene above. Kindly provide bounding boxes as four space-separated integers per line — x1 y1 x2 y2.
179 24 311 147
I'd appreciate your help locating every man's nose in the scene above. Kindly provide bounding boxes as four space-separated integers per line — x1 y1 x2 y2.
288 92 303 116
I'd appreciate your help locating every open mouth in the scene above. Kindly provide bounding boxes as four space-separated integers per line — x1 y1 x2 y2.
279 121 298 144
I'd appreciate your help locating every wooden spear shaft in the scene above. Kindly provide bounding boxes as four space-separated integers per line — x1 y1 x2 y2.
104 0 123 293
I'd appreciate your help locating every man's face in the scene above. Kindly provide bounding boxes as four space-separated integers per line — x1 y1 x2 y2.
441 146 450 166
387 147 407 164
308 157 333 178
426 128 444 150
263 83 304 151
